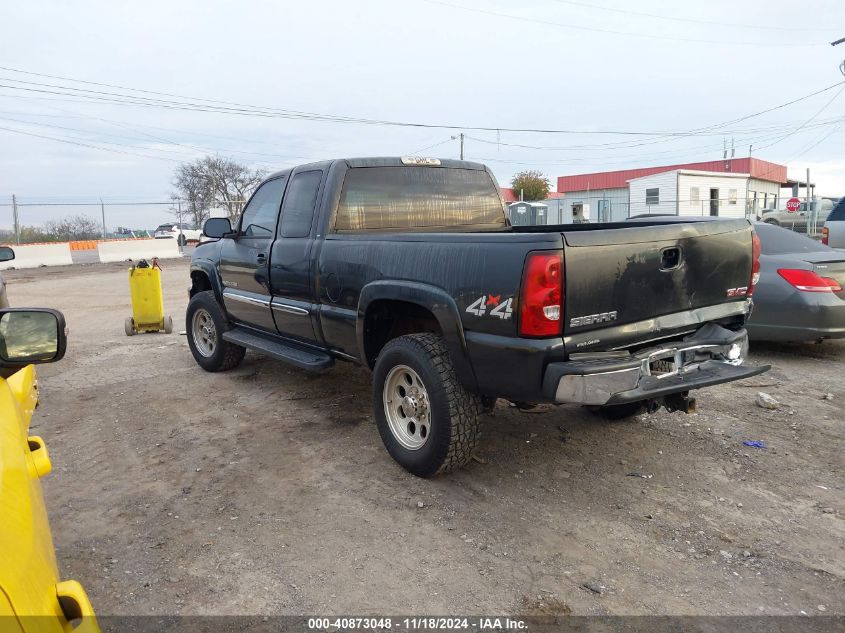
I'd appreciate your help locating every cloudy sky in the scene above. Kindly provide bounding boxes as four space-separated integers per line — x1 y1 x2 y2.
1 0 843 229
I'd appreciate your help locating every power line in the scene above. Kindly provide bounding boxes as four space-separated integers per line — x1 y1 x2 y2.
0 65 841 136
0 113 311 165
790 120 845 159
420 0 824 47
464 116 845 153
0 125 181 162
408 137 455 155
466 124 836 167
754 84 845 151
547 0 836 33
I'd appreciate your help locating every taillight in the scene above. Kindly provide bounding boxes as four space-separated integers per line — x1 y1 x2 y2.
519 251 563 337
778 268 843 293
748 231 762 296
822 227 829 246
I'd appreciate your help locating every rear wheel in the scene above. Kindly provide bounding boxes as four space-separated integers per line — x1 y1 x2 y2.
586 401 645 420
373 333 481 477
163 315 174 334
186 290 245 372
124 317 135 337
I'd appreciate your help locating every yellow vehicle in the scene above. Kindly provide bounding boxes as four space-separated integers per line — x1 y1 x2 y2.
0 300 100 631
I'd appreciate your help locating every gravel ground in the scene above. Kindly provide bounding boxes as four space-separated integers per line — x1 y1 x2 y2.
6 259 843 617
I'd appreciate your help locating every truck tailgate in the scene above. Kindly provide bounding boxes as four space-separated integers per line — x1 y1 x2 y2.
561 219 752 335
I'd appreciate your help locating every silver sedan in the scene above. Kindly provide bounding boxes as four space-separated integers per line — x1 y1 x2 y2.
747 223 845 342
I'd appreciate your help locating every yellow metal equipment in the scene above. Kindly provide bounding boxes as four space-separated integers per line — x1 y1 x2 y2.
125 259 173 336
0 365 100 633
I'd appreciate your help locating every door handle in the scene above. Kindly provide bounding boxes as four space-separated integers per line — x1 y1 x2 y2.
256 253 267 264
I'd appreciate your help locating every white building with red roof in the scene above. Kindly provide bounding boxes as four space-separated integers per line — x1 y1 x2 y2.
553 157 789 222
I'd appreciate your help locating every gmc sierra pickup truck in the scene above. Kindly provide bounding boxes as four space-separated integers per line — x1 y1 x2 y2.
186 157 768 477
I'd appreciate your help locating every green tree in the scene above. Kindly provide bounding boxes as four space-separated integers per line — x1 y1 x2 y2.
511 170 550 202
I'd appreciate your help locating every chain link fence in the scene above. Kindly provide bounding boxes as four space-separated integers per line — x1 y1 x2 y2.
511 195 830 240
0 199 247 244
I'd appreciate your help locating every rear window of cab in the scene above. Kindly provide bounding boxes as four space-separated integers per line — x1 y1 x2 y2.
334 166 506 232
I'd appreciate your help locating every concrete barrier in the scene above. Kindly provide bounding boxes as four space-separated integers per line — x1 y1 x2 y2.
97 238 182 263
69 240 98 251
0 243 74 269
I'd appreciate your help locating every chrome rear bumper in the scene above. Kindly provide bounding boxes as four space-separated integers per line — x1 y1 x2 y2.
543 324 768 406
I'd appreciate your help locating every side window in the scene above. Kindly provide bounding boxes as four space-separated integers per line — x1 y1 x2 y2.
240 177 287 237
280 171 322 238
646 188 659 205
728 189 738 205
829 198 845 222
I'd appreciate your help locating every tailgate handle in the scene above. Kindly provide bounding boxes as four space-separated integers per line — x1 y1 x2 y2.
660 247 681 271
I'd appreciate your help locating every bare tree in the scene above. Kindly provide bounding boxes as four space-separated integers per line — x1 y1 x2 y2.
172 160 215 225
173 155 266 223
44 214 101 241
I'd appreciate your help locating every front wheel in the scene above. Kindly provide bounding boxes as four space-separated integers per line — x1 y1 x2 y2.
373 333 481 477
186 290 245 372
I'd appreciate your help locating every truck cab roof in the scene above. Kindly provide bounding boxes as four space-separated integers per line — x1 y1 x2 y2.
265 157 489 181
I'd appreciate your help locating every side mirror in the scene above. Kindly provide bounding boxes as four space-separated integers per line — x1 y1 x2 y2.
0 246 15 263
203 218 233 239
0 308 67 366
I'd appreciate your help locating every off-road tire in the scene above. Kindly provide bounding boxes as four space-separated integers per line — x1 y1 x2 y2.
586 401 645 420
186 290 245 372
373 333 481 477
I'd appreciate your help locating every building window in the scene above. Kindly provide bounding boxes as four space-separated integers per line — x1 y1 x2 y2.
690 187 700 204
646 188 659 205
728 188 737 205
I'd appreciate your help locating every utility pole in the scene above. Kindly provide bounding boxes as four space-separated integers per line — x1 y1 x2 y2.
833 36 845 77
459 133 464 160
11 194 19 245
177 200 184 253
100 198 107 239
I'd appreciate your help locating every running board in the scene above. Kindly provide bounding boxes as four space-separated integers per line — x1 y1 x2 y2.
222 327 334 372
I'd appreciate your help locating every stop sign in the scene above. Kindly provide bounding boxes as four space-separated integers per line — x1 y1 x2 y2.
786 197 801 212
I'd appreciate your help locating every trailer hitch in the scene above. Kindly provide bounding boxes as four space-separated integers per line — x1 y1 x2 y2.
663 392 697 414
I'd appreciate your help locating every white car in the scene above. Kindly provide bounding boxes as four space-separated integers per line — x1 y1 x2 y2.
154 223 202 245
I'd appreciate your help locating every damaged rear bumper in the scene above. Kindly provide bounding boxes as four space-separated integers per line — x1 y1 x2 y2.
542 324 770 406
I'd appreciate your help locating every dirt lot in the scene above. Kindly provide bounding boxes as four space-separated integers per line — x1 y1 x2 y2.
7 259 844 616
